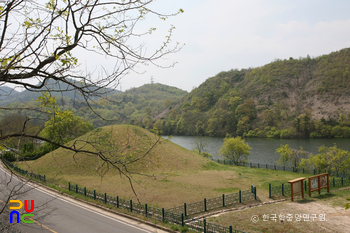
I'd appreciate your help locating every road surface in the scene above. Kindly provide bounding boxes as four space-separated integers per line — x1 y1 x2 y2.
0 164 167 233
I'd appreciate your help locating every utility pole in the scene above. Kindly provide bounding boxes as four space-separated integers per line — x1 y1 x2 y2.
151 76 154 84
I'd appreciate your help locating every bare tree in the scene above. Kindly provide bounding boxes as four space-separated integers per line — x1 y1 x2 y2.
0 0 182 200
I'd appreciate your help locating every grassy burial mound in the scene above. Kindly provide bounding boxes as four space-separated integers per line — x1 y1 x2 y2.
18 125 317 208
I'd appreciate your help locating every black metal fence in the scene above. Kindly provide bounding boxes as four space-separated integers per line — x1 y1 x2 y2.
2 158 246 233
166 185 256 217
216 159 350 178
269 177 350 198
2 158 46 182
67 182 247 233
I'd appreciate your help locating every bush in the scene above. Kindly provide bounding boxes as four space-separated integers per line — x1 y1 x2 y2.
273 130 281 138
201 152 213 159
256 130 266 137
280 128 296 139
310 131 322 138
2 150 16 161
245 130 256 138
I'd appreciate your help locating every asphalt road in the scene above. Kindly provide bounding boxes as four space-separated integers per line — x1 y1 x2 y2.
0 165 167 233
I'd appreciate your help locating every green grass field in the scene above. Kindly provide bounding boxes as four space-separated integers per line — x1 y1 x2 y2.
15 125 349 210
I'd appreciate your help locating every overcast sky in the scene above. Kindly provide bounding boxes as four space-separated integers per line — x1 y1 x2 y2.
115 0 350 92
6 0 350 93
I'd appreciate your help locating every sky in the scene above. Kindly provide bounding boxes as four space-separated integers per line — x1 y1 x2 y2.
116 0 350 92
5 0 350 93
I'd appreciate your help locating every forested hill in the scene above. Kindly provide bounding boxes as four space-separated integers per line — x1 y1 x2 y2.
87 83 188 127
153 47 350 138
0 83 188 128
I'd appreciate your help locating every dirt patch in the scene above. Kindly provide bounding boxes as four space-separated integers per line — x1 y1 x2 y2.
208 190 350 233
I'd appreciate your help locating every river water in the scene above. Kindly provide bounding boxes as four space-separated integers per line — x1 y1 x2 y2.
163 136 350 165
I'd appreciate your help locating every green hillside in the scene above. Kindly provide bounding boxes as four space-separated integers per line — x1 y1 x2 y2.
154 48 350 138
0 83 187 128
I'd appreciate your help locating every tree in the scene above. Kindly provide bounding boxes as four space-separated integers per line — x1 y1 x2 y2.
0 0 180 201
300 144 350 174
261 109 275 126
0 114 40 149
219 136 251 165
276 144 310 168
192 136 207 155
235 100 256 121
1 0 183 102
39 92 93 145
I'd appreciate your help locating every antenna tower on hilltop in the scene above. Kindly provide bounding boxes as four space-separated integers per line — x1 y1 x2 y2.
151 76 154 84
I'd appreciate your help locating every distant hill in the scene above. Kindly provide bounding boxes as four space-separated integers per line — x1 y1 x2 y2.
81 83 188 127
0 83 188 129
0 86 19 100
0 78 121 106
154 47 350 138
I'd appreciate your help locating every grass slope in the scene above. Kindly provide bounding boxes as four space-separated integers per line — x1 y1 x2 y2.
18 125 326 208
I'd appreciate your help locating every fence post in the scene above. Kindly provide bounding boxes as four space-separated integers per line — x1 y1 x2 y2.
223 194 225 207
94 190 96 200
162 208 165 222
145 204 147 216
68 182 70 191
314 169 316 175
130 200 133 212
224 159 225 164
181 213 184 226
184 203 187 217
304 181 307 191
282 183 284 196
204 198 207 211
303 168 304 174
239 190 241 203
254 186 257 200
342 177 344 186
84 187 86 196
258 163 259 168
333 178 335 187
117 196 119 208
269 183 271 198
283 166 285 171
104 193 107 204
204 218 206 233
250 162 252 167
230 225 233 233
75 184 78 193
44 175 46 182
274 165 276 170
